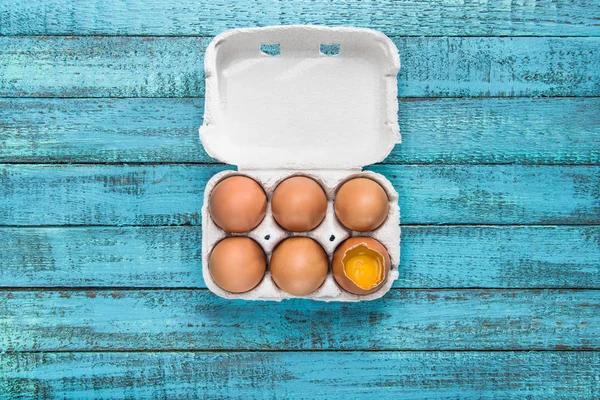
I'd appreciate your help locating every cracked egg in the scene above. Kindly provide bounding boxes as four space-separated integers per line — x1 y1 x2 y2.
332 237 390 295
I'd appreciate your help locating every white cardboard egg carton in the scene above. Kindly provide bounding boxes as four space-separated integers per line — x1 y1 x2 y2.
199 26 401 301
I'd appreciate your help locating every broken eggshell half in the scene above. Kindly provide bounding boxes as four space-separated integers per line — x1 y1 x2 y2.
332 236 391 295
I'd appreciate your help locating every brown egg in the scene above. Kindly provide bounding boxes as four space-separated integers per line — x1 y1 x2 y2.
270 237 329 296
209 175 267 233
335 178 389 232
271 176 327 232
209 237 266 293
332 237 390 295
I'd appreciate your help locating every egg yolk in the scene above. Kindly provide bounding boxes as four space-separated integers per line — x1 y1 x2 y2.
342 245 384 290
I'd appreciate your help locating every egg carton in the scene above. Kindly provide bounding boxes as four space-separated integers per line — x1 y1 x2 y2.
199 25 401 301
202 170 400 301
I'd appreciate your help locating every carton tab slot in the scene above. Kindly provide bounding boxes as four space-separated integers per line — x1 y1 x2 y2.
260 43 280 56
320 44 340 56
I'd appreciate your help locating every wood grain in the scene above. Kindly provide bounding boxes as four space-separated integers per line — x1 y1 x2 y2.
1 226 599 289
1 37 599 98
0 98 213 164
1 0 599 395
1 289 598 351
1 352 599 399
1 97 599 165
1 164 598 226
2 0 599 37
0 36 208 98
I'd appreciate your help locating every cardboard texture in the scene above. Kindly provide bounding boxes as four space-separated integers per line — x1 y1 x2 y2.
200 26 401 301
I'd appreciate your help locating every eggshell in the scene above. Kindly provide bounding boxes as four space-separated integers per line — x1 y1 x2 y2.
209 237 267 293
209 175 267 233
335 178 389 232
270 237 329 296
271 176 328 232
332 236 390 295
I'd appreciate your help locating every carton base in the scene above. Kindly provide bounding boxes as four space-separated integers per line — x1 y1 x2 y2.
202 169 400 302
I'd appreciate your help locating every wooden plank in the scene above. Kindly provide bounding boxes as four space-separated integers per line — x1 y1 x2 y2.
0 98 213 163
398 226 600 288
393 97 600 165
0 227 204 288
0 164 228 226
1 226 599 289
1 37 599 98
0 289 598 351
1 352 599 399
1 164 598 226
2 0 599 37
2 97 599 165
0 36 208 98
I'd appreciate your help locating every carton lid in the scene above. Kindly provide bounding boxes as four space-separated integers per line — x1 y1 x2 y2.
200 26 400 170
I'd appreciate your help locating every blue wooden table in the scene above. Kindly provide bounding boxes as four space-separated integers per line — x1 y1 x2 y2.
1 1 599 398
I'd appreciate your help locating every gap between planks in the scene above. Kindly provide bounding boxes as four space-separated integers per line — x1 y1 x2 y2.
3 34 600 38
1 223 598 228
2 95 599 99
1 162 599 166
1 287 599 292
2 349 599 354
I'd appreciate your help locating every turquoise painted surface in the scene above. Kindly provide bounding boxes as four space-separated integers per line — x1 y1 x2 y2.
0 164 598 226
1 98 599 164
2 0 599 36
0 1 599 398
1 289 599 351
2 226 599 288
1 37 599 98
1 352 599 399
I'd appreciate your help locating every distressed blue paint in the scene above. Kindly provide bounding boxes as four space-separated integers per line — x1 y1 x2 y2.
1 97 599 164
1 37 599 98
0 164 231 226
0 164 598 226
1 289 599 351
2 0 600 37
1 226 599 289
1 2 599 396
1 352 599 399
0 98 213 163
